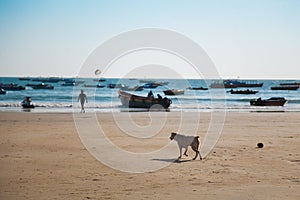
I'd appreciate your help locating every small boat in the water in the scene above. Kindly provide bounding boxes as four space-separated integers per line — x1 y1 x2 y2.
270 85 299 90
229 89 258 94
30 83 54 90
118 90 172 109
62 82 76 86
18 77 31 81
21 96 35 108
250 97 287 106
163 89 184 95
279 82 300 86
142 83 159 89
0 88 6 94
123 85 144 91
108 84 126 89
84 84 97 88
0 83 25 91
187 86 208 90
210 80 263 88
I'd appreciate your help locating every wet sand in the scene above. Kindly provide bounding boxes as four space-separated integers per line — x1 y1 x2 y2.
0 112 299 199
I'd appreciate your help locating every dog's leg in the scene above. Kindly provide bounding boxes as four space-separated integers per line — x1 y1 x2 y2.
178 146 182 159
183 147 188 157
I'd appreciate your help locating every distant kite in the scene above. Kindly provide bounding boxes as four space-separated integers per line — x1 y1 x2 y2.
95 69 101 75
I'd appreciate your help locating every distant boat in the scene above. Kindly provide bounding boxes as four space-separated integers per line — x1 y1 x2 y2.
210 80 263 88
18 77 31 81
31 77 62 83
84 84 97 88
270 85 299 90
62 82 76 86
97 84 105 88
118 90 172 109
93 78 106 82
30 83 54 90
0 83 25 91
163 89 184 95
123 85 144 91
0 89 6 94
142 83 158 89
250 97 287 106
229 89 258 94
108 84 126 89
187 86 208 90
280 82 300 86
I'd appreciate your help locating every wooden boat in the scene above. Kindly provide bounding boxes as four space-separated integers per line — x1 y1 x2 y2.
229 89 258 94
250 97 287 106
118 90 172 109
187 86 208 90
142 83 159 89
0 89 6 94
0 83 25 91
280 82 300 86
108 84 126 89
18 77 31 81
123 86 144 91
84 84 97 88
163 89 184 95
210 80 263 88
270 85 299 90
31 83 54 90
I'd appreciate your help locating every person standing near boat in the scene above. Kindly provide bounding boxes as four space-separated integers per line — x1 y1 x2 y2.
78 90 88 113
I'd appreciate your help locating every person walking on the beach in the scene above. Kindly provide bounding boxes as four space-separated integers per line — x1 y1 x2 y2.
78 90 88 113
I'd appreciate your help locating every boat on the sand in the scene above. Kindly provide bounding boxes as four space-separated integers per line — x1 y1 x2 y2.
250 97 287 106
118 90 172 109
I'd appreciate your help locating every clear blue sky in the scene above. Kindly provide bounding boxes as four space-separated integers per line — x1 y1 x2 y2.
0 0 299 79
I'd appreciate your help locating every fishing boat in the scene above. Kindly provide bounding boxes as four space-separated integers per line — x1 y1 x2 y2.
142 83 159 89
270 85 299 90
0 83 25 91
280 82 300 86
123 85 144 91
187 86 208 90
118 90 172 109
31 83 54 90
210 80 263 88
163 89 184 95
250 97 287 106
18 77 31 81
229 89 258 94
108 84 126 89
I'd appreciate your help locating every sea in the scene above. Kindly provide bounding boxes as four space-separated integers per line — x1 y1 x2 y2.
0 77 300 113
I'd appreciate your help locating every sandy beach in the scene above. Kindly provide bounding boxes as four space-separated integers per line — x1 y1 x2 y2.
0 111 299 199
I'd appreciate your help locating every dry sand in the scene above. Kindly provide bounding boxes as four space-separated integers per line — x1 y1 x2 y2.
0 111 299 199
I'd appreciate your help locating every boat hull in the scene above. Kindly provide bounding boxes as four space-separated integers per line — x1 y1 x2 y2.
250 98 287 106
118 90 171 109
163 89 184 95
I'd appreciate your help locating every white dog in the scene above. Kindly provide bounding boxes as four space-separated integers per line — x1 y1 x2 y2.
169 132 202 160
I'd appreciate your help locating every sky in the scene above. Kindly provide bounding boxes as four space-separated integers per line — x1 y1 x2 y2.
0 0 299 79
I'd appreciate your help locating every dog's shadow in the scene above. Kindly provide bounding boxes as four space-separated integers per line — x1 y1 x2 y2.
152 158 194 163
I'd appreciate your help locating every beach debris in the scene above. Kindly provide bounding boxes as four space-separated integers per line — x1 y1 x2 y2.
257 142 264 148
